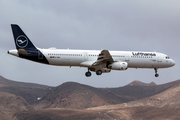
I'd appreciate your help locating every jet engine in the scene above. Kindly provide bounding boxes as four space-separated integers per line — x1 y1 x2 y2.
108 62 128 70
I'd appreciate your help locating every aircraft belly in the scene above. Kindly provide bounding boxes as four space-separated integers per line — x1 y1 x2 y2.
128 59 145 68
128 59 167 68
128 59 155 68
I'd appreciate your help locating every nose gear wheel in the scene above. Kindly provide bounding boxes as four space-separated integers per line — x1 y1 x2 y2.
154 68 159 77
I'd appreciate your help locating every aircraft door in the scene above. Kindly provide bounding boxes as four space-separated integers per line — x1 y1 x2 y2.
125 54 130 61
157 54 162 62
84 52 88 61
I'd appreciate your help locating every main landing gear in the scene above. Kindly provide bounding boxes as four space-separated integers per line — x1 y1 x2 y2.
85 69 91 77
96 70 102 75
154 68 159 77
85 69 103 77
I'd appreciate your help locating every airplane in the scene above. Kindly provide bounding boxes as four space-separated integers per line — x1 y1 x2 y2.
8 24 175 77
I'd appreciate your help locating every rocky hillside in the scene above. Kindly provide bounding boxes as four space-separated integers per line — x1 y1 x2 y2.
0 92 33 120
127 80 157 86
35 82 124 109
1 76 180 120
108 79 180 102
0 76 52 105
14 106 180 120
0 76 49 88
126 80 180 110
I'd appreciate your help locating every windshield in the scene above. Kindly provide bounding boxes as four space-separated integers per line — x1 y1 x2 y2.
166 56 170 59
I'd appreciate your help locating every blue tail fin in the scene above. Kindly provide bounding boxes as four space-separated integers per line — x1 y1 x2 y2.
11 24 36 50
10 24 49 64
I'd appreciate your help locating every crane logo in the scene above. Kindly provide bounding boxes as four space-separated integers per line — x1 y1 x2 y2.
16 35 28 48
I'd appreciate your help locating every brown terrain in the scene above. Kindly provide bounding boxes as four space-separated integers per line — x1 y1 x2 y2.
0 76 52 105
35 82 124 109
1 75 180 120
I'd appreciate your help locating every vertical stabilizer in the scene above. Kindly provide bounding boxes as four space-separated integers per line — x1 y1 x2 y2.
10 24 49 64
11 24 36 50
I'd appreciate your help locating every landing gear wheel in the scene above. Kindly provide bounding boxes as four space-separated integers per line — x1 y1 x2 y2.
155 74 159 77
96 70 102 75
85 72 91 77
154 68 159 77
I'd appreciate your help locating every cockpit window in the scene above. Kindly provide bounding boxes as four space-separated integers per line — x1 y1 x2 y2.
166 56 170 59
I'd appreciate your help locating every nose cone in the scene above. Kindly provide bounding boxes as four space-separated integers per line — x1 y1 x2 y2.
170 59 175 66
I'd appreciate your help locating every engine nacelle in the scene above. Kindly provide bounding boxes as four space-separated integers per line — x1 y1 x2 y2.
108 62 128 70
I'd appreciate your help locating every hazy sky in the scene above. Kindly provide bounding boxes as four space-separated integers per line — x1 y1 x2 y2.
0 0 180 87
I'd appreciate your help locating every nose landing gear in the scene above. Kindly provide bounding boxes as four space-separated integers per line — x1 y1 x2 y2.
154 68 159 77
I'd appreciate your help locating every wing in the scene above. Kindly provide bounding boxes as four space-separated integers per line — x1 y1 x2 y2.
93 50 114 66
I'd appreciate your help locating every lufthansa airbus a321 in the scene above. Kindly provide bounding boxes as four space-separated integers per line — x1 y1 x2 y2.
8 24 175 77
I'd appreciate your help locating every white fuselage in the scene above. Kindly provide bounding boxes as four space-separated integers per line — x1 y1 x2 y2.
38 48 175 69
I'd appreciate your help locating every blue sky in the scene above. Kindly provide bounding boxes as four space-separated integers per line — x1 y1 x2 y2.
0 0 180 87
